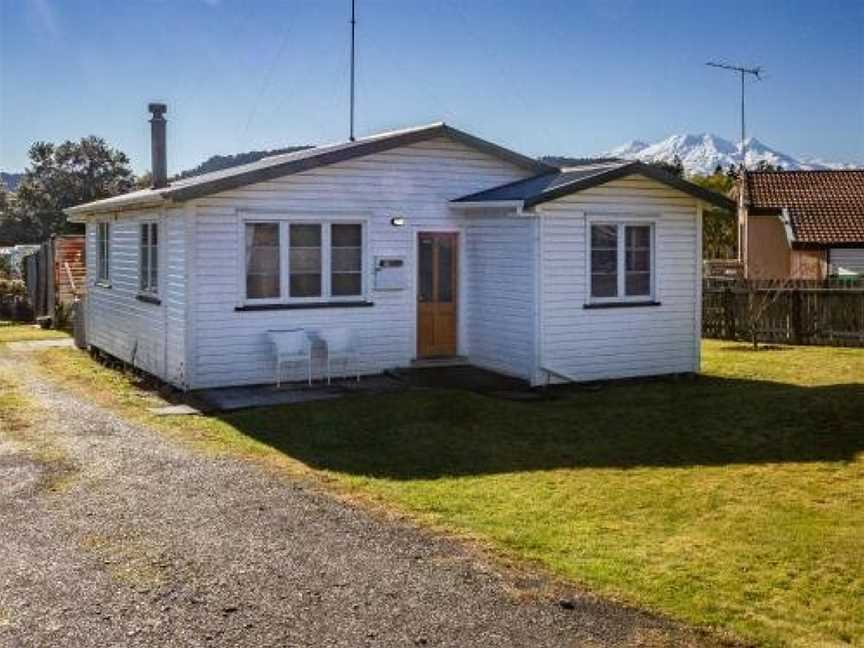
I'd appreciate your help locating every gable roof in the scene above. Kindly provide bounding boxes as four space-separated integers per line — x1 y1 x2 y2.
67 123 554 216
452 161 736 211
745 170 864 247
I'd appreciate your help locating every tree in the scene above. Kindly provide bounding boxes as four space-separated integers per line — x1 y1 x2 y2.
0 184 36 244
754 160 783 172
738 273 795 350
725 164 741 181
135 171 153 189
649 155 684 177
689 170 737 259
3 137 135 242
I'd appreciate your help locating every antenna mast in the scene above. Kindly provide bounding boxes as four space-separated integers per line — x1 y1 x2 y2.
706 61 762 169
349 0 356 141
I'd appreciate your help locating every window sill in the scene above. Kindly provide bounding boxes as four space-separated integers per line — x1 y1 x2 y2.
235 300 374 312
136 293 161 305
584 301 661 310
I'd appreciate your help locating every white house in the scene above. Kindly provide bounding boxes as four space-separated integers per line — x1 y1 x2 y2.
66 105 734 390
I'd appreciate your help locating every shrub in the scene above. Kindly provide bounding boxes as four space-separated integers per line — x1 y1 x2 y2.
0 278 26 298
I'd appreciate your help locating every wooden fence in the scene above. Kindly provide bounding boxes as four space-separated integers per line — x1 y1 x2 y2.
21 235 85 322
0 295 33 322
22 240 55 320
703 279 864 347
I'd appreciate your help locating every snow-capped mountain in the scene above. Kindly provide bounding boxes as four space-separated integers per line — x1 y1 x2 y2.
601 133 855 175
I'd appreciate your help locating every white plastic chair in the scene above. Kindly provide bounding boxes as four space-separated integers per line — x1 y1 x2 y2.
320 328 359 384
268 330 313 387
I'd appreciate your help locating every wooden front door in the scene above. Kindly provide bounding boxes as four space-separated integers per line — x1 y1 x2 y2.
417 232 458 358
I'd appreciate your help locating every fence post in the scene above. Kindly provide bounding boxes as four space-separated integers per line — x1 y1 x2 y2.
724 286 736 340
791 288 803 344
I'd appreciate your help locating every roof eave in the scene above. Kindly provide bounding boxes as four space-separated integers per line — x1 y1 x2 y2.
449 200 526 212
792 240 864 250
64 193 169 221
749 206 782 215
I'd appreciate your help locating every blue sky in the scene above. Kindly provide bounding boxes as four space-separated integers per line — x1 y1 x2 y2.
2 0 863 174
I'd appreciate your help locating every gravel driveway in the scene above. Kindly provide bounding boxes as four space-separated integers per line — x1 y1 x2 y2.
0 350 722 648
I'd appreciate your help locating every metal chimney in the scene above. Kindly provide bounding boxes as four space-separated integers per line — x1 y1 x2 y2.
148 103 168 189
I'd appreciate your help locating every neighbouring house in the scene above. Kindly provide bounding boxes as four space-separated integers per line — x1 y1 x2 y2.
65 104 733 390
739 169 864 279
21 235 86 319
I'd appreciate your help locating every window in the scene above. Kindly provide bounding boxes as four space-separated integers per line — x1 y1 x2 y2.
245 223 280 299
589 222 654 301
289 224 322 297
242 220 364 303
625 225 651 296
330 224 362 296
139 222 159 294
97 222 110 283
590 225 617 298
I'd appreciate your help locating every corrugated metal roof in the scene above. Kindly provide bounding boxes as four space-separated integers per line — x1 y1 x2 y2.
452 163 626 203
66 123 554 216
453 161 736 211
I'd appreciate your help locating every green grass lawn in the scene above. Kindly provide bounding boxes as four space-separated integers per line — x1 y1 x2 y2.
27 340 864 647
0 322 70 344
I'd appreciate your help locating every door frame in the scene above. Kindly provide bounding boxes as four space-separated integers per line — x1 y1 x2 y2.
413 228 463 359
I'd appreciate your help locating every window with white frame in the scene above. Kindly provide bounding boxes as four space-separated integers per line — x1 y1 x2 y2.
245 222 281 299
97 222 110 283
330 223 362 296
243 220 364 303
289 223 322 297
589 222 654 301
139 222 159 294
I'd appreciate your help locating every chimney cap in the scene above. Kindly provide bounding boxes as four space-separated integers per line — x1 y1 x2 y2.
148 102 167 117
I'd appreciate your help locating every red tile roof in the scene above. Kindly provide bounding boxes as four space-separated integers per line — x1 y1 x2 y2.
746 170 864 246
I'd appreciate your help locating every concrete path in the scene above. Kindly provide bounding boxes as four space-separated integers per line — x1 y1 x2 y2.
0 350 723 648
5 338 75 352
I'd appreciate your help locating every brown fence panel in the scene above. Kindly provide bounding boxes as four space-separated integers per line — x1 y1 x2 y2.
703 280 864 347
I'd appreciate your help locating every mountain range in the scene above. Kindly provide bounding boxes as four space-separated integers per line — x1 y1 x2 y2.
2 134 857 188
600 133 857 175
1 172 23 191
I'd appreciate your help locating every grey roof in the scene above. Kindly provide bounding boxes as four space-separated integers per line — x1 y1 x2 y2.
67 123 554 216
453 160 736 211
452 162 625 203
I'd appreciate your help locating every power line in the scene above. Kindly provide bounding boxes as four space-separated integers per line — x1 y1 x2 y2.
240 23 295 148
706 61 763 169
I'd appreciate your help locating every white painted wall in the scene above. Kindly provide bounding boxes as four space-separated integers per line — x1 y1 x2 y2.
464 213 536 378
82 152 706 390
830 248 864 276
84 206 188 388
535 175 702 384
187 137 532 389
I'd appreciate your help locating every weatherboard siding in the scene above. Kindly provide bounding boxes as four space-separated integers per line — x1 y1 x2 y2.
536 175 701 384
187 137 532 389
84 207 188 387
464 214 535 378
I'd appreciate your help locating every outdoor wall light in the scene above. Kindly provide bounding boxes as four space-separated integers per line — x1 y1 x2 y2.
390 216 406 227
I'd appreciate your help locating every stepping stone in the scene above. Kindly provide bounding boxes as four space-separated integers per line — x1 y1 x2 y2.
148 404 202 416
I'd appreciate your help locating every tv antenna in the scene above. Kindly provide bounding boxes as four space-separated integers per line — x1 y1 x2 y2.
349 0 357 141
706 61 763 169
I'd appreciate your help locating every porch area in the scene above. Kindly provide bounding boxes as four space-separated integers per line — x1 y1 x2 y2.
188 363 534 412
